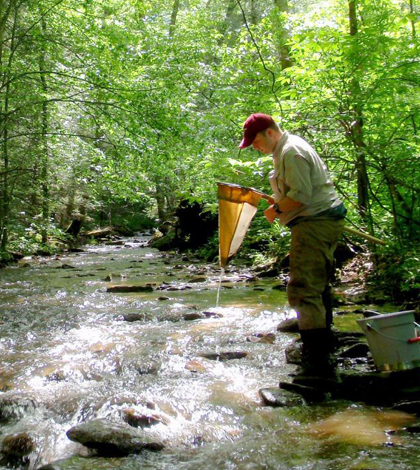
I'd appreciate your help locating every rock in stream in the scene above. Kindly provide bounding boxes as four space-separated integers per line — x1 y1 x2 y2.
66 418 165 456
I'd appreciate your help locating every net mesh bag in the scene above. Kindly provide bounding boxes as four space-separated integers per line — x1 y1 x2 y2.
217 182 269 267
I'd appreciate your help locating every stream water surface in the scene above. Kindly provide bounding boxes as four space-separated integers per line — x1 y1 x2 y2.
1 236 420 469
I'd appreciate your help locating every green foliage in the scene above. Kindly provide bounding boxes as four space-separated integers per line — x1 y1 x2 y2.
6 223 67 256
233 208 291 266
370 243 420 301
0 0 419 299
195 232 219 262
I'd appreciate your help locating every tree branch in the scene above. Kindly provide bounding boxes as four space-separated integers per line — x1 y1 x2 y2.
236 0 282 110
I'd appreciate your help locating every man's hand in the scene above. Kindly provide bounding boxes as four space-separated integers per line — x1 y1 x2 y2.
264 204 280 224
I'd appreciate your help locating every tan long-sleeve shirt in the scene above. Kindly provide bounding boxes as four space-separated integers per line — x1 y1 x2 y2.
269 132 343 226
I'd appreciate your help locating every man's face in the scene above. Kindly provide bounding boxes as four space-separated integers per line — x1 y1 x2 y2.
251 129 275 154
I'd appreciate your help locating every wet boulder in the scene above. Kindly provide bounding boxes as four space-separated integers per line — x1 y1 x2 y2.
0 432 35 468
199 351 248 361
277 318 299 333
106 285 154 293
338 342 370 359
122 408 168 428
66 418 164 456
284 339 302 365
0 393 37 423
149 228 176 251
259 388 305 407
279 381 327 403
392 401 420 416
183 312 205 321
202 311 223 318
291 374 342 396
119 313 150 322
247 333 276 344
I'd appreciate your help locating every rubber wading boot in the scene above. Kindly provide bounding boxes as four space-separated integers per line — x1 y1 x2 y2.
299 328 336 377
322 287 334 330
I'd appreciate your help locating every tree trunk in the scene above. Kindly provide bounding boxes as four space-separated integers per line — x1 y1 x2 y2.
154 180 166 221
219 0 237 45
39 15 50 244
169 0 180 37
409 0 416 39
250 0 258 25
0 0 17 250
273 0 292 70
0 85 10 250
348 0 372 231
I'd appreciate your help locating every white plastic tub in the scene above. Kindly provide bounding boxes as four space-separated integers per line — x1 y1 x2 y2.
357 310 420 372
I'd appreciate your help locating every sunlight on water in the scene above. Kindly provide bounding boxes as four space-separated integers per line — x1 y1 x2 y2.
1 240 420 470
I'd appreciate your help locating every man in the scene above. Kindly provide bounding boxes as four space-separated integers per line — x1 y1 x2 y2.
239 113 346 374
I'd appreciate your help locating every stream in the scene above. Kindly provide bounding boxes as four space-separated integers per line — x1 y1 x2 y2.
1 235 420 469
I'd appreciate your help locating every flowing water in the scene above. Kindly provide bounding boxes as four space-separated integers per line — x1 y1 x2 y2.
1 236 420 469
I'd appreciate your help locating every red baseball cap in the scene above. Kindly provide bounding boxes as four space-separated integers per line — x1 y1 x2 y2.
239 113 275 149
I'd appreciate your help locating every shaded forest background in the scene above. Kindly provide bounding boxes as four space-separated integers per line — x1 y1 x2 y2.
0 0 419 299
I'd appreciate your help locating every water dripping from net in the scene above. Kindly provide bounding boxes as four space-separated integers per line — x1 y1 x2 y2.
216 267 224 308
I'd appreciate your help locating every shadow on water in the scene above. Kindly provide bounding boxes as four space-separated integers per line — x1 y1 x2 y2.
0 236 420 469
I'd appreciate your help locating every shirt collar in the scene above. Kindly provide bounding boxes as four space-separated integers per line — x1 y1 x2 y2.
272 131 289 160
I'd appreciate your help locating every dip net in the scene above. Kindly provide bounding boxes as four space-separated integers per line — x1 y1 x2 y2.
217 182 272 267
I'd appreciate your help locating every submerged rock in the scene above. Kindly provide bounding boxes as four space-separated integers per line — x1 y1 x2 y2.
308 408 415 446
66 418 164 456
